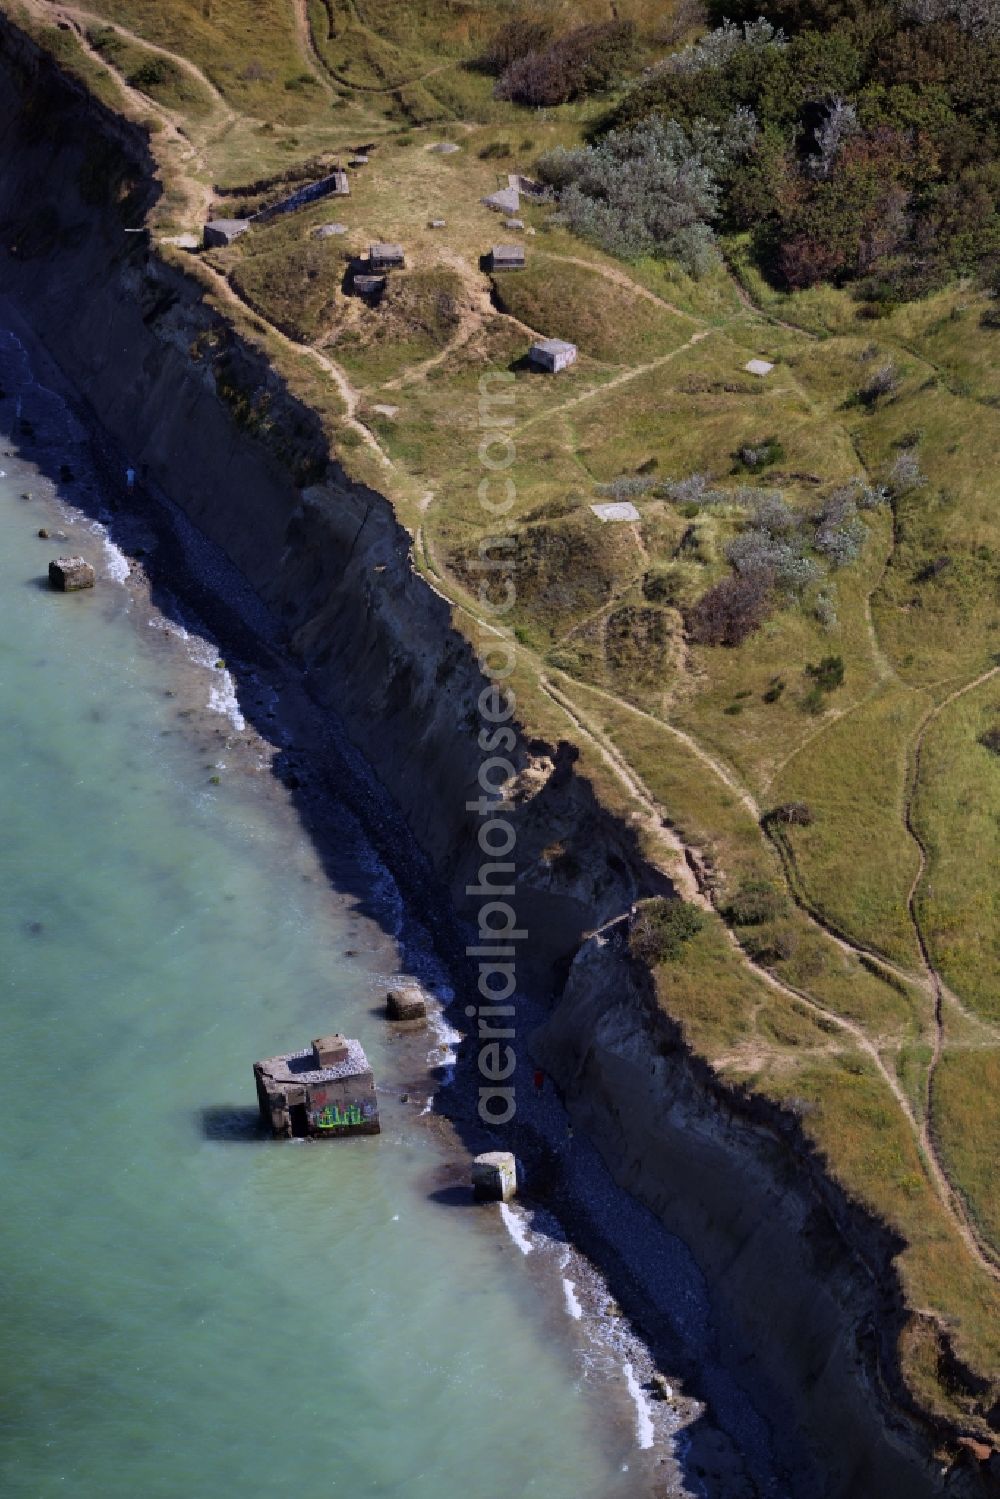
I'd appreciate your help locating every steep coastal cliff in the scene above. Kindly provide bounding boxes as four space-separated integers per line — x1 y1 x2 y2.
0 21 994 1495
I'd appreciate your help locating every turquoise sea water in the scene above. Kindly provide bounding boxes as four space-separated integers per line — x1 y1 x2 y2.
0 332 637 1499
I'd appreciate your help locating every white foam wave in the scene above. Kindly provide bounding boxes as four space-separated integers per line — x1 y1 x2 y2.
623 1362 655 1450
187 636 246 731
499 1202 533 1255
561 1277 583 1320
208 678 246 732
427 1007 461 1085
101 536 131 583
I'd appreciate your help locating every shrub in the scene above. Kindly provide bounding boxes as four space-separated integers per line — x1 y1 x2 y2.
859 361 899 405
655 17 787 76
915 554 953 582
478 15 556 74
630 898 705 964
495 20 637 106
979 726 1000 755
596 474 658 502
733 434 786 471
642 566 686 604
888 447 927 495
653 0 709 44
814 589 839 630
129 57 170 90
763 677 786 702
750 491 798 533
479 141 512 160
743 923 800 964
814 490 868 567
662 471 725 506
685 571 773 646
723 878 785 926
536 117 750 272
806 654 845 691
726 528 820 591
767 801 815 826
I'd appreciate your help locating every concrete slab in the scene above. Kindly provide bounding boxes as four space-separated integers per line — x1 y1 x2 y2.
591 502 642 523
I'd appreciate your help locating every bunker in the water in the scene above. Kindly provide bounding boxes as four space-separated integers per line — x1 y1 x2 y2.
254 1034 380 1138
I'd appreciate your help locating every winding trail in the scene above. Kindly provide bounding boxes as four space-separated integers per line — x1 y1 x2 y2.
903 663 1000 1266
538 669 1000 1285
291 0 342 100
538 252 704 325
511 329 715 439
196 259 393 466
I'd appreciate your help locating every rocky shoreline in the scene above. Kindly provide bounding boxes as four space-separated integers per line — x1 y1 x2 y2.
0 301 726 1496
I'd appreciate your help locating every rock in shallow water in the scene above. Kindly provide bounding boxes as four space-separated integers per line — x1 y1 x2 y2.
472 1151 518 1202
48 556 95 591
386 983 427 1022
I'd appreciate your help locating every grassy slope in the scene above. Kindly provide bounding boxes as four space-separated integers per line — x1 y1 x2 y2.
16 0 1000 1429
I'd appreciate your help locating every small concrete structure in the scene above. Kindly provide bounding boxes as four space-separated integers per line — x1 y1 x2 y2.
745 358 774 376
369 242 405 271
472 1151 518 1202
591 501 641 523
428 218 447 229
490 244 526 271
529 338 577 374
352 272 387 303
203 218 250 249
314 222 348 238
348 155 369 168
48 556 95 591
502 218 525 231
386 982 427 1022
254 1034 379 1138
482 186 519 215
427 141 460 154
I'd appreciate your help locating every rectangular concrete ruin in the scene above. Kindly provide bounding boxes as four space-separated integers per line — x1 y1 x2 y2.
482 186 520 215
529 338 577 373
352 272 387 303
369 242 405 271
591 501 641 523
203 218 250 249
254 1035 380 1138
386 983 427 1022
48 556 95 591
490 244 526 271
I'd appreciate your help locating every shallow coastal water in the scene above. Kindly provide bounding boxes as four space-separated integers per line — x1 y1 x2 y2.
0 332 644 1498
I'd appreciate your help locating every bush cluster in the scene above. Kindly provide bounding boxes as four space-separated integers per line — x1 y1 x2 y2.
611 0 1000 292
537 115 755 273
630 898 706 964
494 20 637 106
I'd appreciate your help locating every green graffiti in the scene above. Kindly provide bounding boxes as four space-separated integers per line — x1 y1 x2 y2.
314 1102 365 1130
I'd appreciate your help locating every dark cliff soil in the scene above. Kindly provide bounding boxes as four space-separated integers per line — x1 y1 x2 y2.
0 20 995 1498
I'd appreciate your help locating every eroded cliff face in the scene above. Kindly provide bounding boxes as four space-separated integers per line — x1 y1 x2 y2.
535 932 977 1499
0 23 992 1497
0 28 643 989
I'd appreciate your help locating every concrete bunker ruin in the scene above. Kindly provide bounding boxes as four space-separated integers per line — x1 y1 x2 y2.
254 1034 380 1138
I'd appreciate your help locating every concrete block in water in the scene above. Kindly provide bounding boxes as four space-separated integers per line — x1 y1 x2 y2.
48 556 95 591
254 1036 379 1138
472 1151 517 1201
386 983 427 1022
